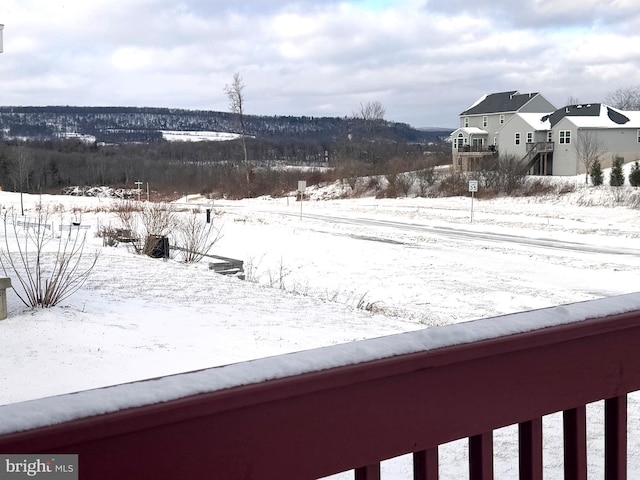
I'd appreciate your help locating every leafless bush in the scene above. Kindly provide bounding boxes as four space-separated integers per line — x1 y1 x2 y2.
610 185 630 205
558 182 576 195
628 190 640 208
520 179 556 197
395 172 414 196
416 164 436 197
111 200 179 255
174 212 223 263
0 209 99 308
140 202 178 237
479 154 526 194
437 172 468 197
111 200 141 240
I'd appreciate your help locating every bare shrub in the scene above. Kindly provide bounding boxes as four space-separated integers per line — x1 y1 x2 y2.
365 176 382 193
628 190 640 208
140 202 178 237
520 179 556 197
395 172 414 196
610 185 629 205
174 212 223 263
416 164 436 197
111 200 178 255
0 209 99 308
558 183 576 195
438 172 468 197
479 154 526 194
111 200 142 241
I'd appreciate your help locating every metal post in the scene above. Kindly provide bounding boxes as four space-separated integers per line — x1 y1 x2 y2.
471 190 474 223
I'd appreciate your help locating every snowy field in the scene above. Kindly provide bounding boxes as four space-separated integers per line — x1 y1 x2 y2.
1 182 640 478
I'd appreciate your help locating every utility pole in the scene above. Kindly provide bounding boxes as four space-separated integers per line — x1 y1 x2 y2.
0 24 4 53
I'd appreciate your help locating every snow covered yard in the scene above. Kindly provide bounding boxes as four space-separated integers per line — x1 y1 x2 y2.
1 184 640 478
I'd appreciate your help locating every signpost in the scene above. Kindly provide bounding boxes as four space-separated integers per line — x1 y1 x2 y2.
135 181 143 201
468 180 478 223
298 180 307 220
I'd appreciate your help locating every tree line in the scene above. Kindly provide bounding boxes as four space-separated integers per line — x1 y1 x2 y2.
0 135 449 199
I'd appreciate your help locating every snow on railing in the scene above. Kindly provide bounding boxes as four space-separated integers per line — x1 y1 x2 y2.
1 293 640 479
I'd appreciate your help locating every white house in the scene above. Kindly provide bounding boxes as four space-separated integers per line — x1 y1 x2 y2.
451 91 556 173
542 104 640 175
453 91 640 176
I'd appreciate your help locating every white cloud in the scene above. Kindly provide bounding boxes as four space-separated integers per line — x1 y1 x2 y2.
1 0 640 127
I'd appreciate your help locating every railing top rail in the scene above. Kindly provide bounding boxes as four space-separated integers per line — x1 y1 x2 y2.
1 293 640 439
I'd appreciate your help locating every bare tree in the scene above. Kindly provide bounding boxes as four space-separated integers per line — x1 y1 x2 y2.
574 130 607 185
10 146 33 193
354 100 386 133
224 72 248 163
566 95 580 106
604 85 640 110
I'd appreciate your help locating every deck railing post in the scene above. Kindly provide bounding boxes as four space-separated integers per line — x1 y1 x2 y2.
563 406 587 480
518 418 543 480
355 463 380 480
605 395 627 480
413 448 438 480
469 432 493 480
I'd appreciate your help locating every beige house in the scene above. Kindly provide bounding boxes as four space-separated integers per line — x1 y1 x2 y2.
542 104 640 176
453 90 640 177
451 91 556 173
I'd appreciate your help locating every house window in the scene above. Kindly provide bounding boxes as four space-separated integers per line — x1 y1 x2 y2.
483 116 488 128
637 129 640 143
515 133 521 145
527 132 533 143
547 131 553 142
559 130 571 144
499 115 505 124
464 117 469 128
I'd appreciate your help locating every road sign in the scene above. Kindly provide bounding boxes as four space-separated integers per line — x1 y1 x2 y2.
469 180 478 192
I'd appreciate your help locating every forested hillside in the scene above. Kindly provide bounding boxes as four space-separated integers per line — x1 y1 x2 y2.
0 106 448 144
0 106 452 199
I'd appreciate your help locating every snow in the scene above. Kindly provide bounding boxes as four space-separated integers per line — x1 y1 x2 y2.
160 130 241 142
1 184 640 478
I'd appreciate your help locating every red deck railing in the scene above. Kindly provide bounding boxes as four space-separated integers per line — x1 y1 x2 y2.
1 294 640 479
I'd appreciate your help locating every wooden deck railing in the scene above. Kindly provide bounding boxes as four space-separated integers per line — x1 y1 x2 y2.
1 294 640 479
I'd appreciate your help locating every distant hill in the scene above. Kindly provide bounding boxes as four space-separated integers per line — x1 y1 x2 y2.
0 106 451 144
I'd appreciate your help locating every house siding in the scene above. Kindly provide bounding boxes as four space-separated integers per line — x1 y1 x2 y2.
551 118 579 176
495 115 534 159
552 119 640 175
518 95 556 114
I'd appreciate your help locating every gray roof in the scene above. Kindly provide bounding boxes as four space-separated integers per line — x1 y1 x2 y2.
543 104 631 128
461 91 541 116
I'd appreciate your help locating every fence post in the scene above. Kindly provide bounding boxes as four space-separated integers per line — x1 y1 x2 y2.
0 277 11 320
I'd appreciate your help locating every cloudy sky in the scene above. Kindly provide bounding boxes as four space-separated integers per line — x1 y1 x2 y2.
1 0 639 128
